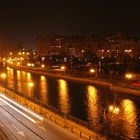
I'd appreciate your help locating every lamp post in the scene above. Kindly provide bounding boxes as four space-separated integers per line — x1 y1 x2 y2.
103 105 120 139
0 73 6 93
89 68 97 77
125 73 133 87
61 66 66 74
41 64 45 68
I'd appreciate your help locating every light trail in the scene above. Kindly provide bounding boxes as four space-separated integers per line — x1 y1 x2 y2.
0 93 44 121
0 98 36 123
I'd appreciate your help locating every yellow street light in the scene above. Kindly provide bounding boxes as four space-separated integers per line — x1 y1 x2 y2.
27 63 32 67
61 66 65 70
41 64 45 68
114 107 120 114
90 68 95 73
125 73 133 79
109 105 114 111
22 52 25 55
17 62 20 65
109 105 120 114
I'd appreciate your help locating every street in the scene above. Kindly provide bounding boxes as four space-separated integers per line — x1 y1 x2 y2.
0 92 81 140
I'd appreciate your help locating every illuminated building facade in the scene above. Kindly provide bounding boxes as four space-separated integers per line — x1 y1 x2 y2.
37 33 140 63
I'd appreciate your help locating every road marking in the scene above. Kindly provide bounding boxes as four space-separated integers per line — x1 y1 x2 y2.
0 98 36 123
0 94 43 121
12 124 25 137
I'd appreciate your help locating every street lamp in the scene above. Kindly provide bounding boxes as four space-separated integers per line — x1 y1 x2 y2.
61 66 66 74
41 64 45 68
61 66 65 70
125 73 135 87
89 68 95 73
125 73 133 80
109 105 120 114
89 68 98 77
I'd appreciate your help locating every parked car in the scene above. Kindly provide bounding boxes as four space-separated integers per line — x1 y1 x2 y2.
130 80 140 89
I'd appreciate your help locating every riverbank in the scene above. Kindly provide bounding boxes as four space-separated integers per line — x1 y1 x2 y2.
8 64 140 96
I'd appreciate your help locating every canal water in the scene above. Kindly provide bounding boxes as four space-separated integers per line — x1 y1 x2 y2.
1 64 140 139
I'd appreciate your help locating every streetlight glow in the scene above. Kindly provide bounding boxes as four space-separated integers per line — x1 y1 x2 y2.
61 66 65 70
41 64 45 68
90 68 95 73
109 105 114 111
125 73 133 79
109 105 120 114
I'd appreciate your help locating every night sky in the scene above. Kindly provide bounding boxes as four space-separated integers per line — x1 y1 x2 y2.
0 0 140 48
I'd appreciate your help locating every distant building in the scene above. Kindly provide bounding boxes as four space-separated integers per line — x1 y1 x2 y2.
36 33 140 63
36 34 99 57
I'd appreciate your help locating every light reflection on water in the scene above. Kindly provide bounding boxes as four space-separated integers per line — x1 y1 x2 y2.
86 85 99 126
3 65 140 139
121 99 138 139
40 75 48 104
26 72 33 98
7 67 14 89
17 70 21 93
58 79 70 115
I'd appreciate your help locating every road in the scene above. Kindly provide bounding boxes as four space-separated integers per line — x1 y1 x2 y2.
0 92 81 140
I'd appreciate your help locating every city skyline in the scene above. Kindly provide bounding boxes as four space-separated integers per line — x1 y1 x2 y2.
0 0 140 48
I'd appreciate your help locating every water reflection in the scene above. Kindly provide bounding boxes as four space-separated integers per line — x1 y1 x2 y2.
58 79 70 115
27 72 32 81
87 85 99 126
7 67 14 89
122 99 138 139
19 71 28 94
40 76 48 104
16 70 22 92
26 72 33 98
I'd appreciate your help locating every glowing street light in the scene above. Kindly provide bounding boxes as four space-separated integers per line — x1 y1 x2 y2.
60 66 66 74
125 73 133 79
61 66 65 70
27 63 32 67
89 68 95 73
17 62 20 65
109 105 114 111
41 64 45 68
109 105 120 114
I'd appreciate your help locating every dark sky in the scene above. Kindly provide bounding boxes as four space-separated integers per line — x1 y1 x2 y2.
0 0 140 48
